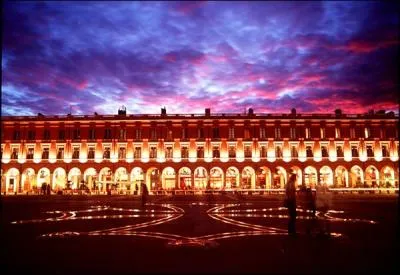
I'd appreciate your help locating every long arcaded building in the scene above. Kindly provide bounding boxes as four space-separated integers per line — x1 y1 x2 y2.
1 108 398 195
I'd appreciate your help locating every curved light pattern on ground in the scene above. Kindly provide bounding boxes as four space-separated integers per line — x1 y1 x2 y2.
11 203 378 247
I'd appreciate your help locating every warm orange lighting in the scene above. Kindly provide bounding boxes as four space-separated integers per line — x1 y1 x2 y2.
313 140 322 162
79 141 88 163
328 140 337 162
374 140 382 161
298 140 306 162
2 142 11 164
236 139 244 162
282 140 290 162
188 139 197 162
157 139 166 163
18 142 26 164
126 141 134 163
389 140 399 161
142 140 150 163
358 139 367 162
94 140 103 163
204 139 212 162
49 141 57 163
343 139 352 162
33 142 42 163
110 141 118 163
252 140 260 162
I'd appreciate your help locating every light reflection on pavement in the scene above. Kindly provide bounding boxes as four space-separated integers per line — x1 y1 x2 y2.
11 202 377 248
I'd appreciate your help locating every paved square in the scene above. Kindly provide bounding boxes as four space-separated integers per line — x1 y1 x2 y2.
1 194 398 274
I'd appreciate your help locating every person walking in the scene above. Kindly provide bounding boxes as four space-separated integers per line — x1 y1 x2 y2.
141 182 149 207
285 173 297 236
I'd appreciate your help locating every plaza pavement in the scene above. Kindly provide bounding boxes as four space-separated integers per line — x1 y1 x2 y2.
1 194 399 274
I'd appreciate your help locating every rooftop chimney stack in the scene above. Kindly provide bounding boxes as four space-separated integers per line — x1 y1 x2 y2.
118 105 127 116
248 108 254 116
291 108 296 116
334 109 342 117
205 108 211 117
161 107 167 116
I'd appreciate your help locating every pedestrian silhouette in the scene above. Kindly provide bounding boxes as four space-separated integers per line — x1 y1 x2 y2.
285 173 297 236
141 183 148 207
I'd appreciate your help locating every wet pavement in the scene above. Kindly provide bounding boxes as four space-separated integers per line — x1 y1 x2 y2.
1 194 399 274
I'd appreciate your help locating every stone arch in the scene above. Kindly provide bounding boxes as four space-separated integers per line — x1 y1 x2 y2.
67 167 82 189
115 167 129 192
5 168 20 194
83 168 97 190
290 166 302 188
130 167 144 193
210 167 224 189
162 167 176 189
98 167 112 191
273 166 287 189
53 167 67 191
242 166 256 189
194 167 208 189
226 166 240 189
335 166 349 188
37 167 51 189
380 165 395 187
178 167 191 189
319 166 333 186
146 167 161 191
256 166 272 189
21 168 35 192
304 166 318 188
350 165 364 187
365 165 379 187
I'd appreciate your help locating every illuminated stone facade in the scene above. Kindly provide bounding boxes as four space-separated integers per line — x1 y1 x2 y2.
1 109 399 194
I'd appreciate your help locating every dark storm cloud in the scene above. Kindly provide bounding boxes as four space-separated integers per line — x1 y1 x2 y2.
2 1 398 116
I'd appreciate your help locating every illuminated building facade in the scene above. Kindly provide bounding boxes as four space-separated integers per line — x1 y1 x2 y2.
1 108 399 195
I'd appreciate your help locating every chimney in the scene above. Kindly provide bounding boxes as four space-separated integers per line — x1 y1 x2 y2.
334 109 342 117
161 107 167 116
291 108 296 116
248 108 254 116
118 105 127 116
205 108 211 117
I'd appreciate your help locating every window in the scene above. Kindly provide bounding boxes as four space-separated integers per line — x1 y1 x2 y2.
73 129 80 140
104 129 112 139
364 127 370 138
336 146 344 158
57 147 64 159
260 127 266 139
320 128 325 139
198 128 204 139
306 146 313 158
350 128 356 139
290 128 296 139
118 147 126 159
150 146 157 159
197 146 204 158
11 147 19 159
212 146 220 158
291 145 298 158
228 146 236 158
274 127 281 139
135 129 141 140
275 146 282 158
134 147 141 159
382 145 389 157
42 147 49 159
321 146 328 157
58 130 65 140
366 145 373 157
103 147 111 159
335 128 341 139
119 129 126 140
88 147 95 159
167 130 173 140
72 147 80 159
229 127 235 139
13 130 20 140
351 146 358 157
43 129 50 140
244 145 251 158
151 128 157 140
166 146 173 159
182 128 188 140
213 128 220 139
28 130 35 140
89 129 95 140
244 128 250 139
305 128 311 139
380 128 385 139
27 148 34 159
181 146 189 158
261 145 267 158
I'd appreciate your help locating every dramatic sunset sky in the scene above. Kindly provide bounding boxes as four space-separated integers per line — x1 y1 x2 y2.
2 1 399 116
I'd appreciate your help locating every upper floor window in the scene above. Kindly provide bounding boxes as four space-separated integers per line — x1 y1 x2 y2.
260 127 266 139
366 145 373 157
181 146 189 158
150 128 157 140
198 128 204 139
306 146 313 158
150 146 157 159
228 127 235 139
275 146 282 158
212 146 220 158
58 130 65 140
182 128 188 140
134 147 141 159
336 146 344 158
104 129 112 139
213 128 220 139
118 147 126 159
103 147 111 159
73 129 80 140
135 129 141 140
291 145 298 158
43 129 50 140
27 130 35 140
290 128 296 139
119 129 126 140
166 146 173 159
11 147 19 159
380 129 385 139
88 147 95 159
72 147 80 159
244 145 252 158
167 130 173 140
228 145 236 158
320 128 325 139
321 146 328 157
13 130 20 141
261 145 267 158
274 128 281 139
350 128 356 139
57 147 64 159
197 146 204 158
351 146 358 157
364 127 370 138
335 128 341 139
42 147 49 159
305 128 311 139
244 128 250 139
382 145 389 157
89 128 96 140
27 147 34 159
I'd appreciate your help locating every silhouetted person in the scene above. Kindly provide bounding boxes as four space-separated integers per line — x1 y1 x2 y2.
141 183 148 207
46 184 51 195
285 174 297 236
41 183 47 195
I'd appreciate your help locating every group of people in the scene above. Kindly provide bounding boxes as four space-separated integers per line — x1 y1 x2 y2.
285 172 332 237
40 183 51 195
